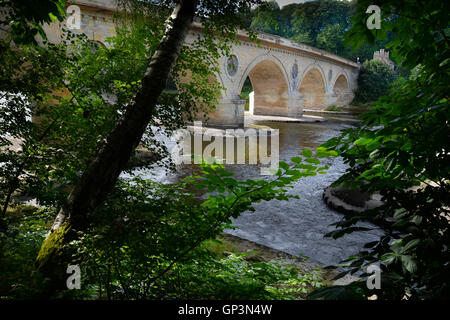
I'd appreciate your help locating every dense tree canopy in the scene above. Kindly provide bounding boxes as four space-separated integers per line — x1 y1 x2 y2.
354 59 396 104
249 0 398 65
311 0 450 300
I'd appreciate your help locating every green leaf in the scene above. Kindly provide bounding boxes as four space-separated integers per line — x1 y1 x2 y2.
401 255 417 273
354 137 372 146
403 239 420 252
305 158 320 165
301 149 313 157
291 156 302 163
279 161 289 170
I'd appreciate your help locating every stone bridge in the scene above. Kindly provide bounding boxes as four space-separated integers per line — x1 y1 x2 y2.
44 0 360 128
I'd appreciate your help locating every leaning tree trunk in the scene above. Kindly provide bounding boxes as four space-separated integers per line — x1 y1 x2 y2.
35 0 198 293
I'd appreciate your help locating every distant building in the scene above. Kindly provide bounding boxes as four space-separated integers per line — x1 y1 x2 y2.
373 49 395 70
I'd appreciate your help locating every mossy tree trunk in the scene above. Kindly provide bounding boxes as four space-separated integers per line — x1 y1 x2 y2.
35 0 198 293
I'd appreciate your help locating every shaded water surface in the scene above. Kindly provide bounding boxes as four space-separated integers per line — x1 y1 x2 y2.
129 115 384 266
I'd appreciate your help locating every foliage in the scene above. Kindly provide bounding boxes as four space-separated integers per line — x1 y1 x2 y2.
316 24 345 55
0 0 66 45
249 1 281 35
250 0 353 52
0 37 73 216
0 203 325 300
249 0 402 64
3 0 342 301
0 2 232 219
354 59 396 103
325 105 344 112
312 0 450 300
162 251 324 300
239 77 253 100
0 146 333 299
61 149 334 299
0 204 55 298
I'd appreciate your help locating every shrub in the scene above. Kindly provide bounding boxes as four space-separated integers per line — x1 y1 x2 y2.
65 152 334 299
354 59 396 103
0 205 55 298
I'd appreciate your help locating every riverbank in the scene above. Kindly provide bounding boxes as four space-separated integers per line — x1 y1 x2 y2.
219 233 359 287
244 111 325 123
303 104 371 116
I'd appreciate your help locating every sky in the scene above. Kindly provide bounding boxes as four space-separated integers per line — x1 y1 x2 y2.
275 0 311 7
276 0 303 6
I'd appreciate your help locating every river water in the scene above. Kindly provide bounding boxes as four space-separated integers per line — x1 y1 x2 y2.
127 114 384 267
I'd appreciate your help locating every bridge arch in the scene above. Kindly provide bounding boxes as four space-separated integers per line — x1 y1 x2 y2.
299 64 327 109
332 72 351 105
238 54 290 116
237 53 290 95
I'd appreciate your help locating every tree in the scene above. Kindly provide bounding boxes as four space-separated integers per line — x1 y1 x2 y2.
31 0 266 292
33 0 197 291
289 0 352 46
316 24 345 54
250 1 281 35
354 59 396 103
248 0 404 64
344 43 374 64
311 0 450 300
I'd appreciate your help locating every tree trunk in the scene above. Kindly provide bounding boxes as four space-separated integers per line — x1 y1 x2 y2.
35 0 198 293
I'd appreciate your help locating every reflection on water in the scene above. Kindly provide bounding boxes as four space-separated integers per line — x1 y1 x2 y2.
127 115 384 266
180 126 278 175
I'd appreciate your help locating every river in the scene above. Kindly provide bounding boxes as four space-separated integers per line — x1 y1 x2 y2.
126 114 384 267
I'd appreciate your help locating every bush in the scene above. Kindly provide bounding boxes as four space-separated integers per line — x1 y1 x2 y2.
0 201 325 300
0 205 55 298
354 59 396 103
65 154 334 300
325 105 343 112
69 178 326 300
